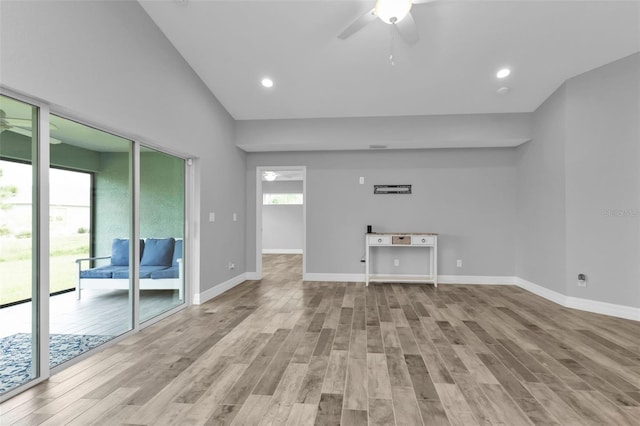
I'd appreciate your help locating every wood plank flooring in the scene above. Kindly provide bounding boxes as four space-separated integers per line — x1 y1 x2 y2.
1 289 182 338
3 254 640 425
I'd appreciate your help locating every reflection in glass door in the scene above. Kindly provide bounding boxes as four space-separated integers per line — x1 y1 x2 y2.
139 147 185 322
49 115 134 369
0 95 39 394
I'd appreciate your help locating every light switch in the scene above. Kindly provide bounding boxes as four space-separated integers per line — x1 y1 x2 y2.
209 212 215 222
233 213 237 222
359 177 364 184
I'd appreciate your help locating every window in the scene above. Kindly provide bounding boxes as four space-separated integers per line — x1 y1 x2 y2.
263 193 303 205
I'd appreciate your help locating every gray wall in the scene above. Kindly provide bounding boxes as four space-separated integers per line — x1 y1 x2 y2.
247 149 517 277
263 180 303 193
515 85 567 294
518 53 640 308
1 0 246 293
262 206 303 252
564 53 640 306
262 180 303 252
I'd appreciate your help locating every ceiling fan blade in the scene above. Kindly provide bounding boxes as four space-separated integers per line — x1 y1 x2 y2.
6 118 33 128
338 8 377 40
6 126 63 145
394 11 419 45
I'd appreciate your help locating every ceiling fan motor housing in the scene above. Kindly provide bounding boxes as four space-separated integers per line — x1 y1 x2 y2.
375 0 413 24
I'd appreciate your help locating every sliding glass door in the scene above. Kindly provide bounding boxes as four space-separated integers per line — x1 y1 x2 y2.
139 147 185 322
48 115 134 369
0 91 190 401
0 95 39 394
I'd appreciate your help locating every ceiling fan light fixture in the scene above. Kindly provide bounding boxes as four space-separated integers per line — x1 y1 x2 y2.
263 171 278 181
496 68 511 79
0 110 11 132
375 0 412 24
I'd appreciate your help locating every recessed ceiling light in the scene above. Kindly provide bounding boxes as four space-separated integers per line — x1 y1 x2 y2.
496 68 511 79
261 78 274 88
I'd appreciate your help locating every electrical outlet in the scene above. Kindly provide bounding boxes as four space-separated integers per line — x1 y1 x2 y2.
577 273 586 287
393 259 400 267
359 177 364 184
209 212 215 222
233 213 237 222
456 259 462 268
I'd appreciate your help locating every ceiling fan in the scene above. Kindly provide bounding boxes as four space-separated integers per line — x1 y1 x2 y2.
0 109 62 144
338 0 431 45
0 109 33 132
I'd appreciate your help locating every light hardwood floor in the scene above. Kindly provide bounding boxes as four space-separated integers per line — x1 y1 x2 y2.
2 254 640 425
1 289 182 338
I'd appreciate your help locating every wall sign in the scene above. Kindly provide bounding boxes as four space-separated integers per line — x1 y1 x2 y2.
373 184 412 194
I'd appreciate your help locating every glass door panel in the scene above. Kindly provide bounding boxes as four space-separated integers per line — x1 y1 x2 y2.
48 115 133 368
0 95 39 394
139 147 185 322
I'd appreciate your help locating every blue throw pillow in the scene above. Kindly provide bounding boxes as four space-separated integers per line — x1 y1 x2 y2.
141 238 175 267
110 239 145 266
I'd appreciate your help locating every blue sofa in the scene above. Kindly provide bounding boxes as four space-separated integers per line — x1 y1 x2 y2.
76 237 183 300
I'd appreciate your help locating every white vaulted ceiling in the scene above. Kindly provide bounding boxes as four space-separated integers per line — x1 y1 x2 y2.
140 1 639 121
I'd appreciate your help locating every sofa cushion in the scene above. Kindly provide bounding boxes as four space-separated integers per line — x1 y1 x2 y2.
112 265 168 279
172 239 183 267
79 265 128 279
150 266 179 280
141 238 175 267
111 239 145 266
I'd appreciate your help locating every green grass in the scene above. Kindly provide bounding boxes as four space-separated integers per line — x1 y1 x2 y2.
0 234 90 305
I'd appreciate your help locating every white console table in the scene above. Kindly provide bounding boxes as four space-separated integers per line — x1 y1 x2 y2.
365 232 438 287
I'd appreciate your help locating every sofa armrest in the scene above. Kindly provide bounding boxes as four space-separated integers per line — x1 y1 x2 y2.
75 256 111 265
76 256 110 300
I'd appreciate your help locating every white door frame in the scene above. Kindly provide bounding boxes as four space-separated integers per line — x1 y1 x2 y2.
255 166 306 279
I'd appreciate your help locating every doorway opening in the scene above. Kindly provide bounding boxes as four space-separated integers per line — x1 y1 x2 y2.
255 166 306 279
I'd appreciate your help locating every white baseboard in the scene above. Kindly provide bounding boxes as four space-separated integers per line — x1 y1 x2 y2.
245 272 262 280
564 296 640 321
193 273 248 305
262 249 303 254
514 277 567 306
515 277 640 321
438 275 515 285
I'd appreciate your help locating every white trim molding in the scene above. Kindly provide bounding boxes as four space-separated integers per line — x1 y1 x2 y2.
193 273 248 305
438 275 515 285
245 272 262 281
564 297 640 321
514 277 567 306
262 249 303 254
515 277 640 321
